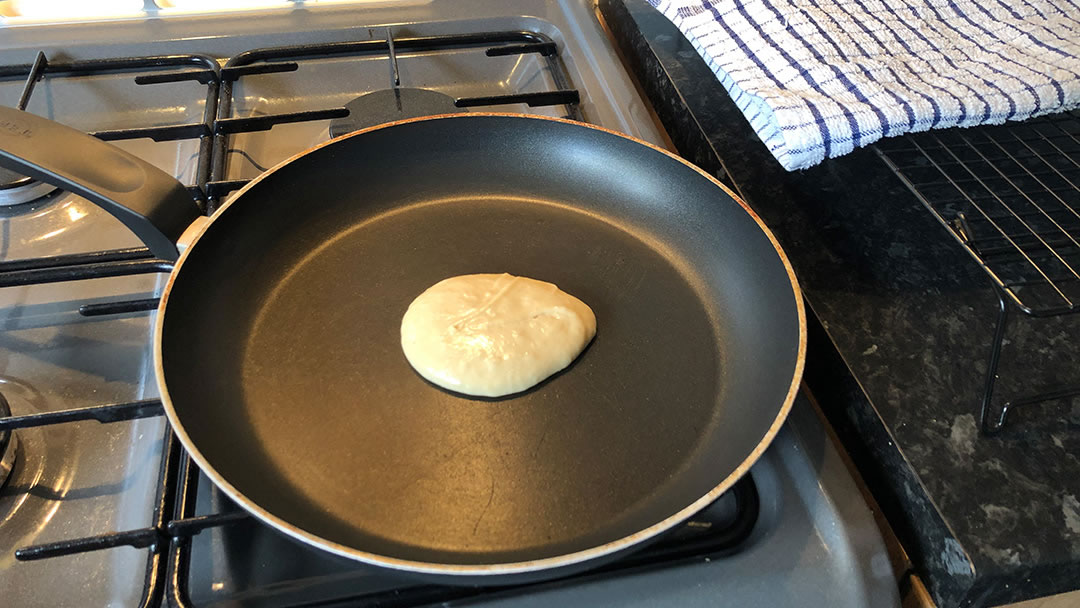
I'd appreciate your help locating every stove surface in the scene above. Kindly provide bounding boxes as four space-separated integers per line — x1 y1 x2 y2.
0 2 898 606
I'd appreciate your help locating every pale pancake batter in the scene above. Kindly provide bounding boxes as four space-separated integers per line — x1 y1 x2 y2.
401 273 596 397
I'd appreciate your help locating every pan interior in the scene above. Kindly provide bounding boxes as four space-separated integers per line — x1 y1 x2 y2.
240 198 719 563
160 116 800 568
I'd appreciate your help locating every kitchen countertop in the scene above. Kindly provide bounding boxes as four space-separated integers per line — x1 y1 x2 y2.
599 1 1080 607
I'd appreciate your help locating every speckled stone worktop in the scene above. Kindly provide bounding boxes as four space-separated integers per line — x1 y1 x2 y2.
599 1 1080 607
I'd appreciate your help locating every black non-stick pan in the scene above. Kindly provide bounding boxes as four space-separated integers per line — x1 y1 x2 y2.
0 108 805 583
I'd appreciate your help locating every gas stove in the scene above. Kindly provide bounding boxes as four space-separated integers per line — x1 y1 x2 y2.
0 2 899 606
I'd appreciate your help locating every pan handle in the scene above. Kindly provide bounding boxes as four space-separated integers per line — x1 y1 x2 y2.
0 106 202 261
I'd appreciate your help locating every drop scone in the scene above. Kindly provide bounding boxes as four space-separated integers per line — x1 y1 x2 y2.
401 273 597 397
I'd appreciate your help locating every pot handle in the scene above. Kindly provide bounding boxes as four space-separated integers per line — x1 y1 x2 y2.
0 106 202 261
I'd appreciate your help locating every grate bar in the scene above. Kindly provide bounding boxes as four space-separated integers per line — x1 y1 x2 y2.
486 42 557 57
16 51 47 110
16 529 160 561
166 512 250 538
219 62 299 82
0 259 173 287
223 31 560 66
93 123 211 143
215 108 350 134
0 247 152 272
79 298 160 316
0 54 219 81
455 89 580 108
386 28 401 88
0 400 164 432
205 179 250 198
135 69 218 85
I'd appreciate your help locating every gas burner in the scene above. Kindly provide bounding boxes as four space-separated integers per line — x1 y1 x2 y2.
328 89 467 138
0 166 57 207
0 392 16 491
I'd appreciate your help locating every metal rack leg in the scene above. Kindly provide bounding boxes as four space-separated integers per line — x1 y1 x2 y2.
979 290 1011 435
980 289 1080 435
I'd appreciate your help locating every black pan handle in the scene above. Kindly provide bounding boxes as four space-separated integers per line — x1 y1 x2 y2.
0 106 202 261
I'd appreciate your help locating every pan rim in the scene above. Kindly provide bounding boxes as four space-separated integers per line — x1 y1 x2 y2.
153 112 807 576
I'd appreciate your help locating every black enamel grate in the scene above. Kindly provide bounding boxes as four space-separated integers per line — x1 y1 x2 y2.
207 30 583 206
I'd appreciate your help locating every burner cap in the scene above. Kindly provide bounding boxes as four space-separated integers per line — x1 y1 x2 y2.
0 392 16 490
0 166 57 207
329 88 467 138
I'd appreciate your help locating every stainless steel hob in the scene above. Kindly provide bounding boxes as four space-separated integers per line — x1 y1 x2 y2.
0 3 898 606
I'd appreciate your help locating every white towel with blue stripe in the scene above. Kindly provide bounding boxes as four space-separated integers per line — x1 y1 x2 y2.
647 0 1080 171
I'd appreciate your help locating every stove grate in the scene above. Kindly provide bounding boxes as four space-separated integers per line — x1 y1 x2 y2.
0 50 217 284
1 393 760 608
207 29 583 204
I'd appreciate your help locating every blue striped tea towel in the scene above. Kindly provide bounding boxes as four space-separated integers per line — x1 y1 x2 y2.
647 0 1080 170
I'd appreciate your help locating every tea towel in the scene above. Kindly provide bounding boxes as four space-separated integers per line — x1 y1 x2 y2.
647 0 1080 170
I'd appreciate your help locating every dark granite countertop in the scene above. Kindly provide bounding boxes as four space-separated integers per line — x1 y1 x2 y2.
599 1 1080 607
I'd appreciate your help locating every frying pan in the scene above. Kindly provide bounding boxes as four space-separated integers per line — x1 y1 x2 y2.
0 108 805 583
